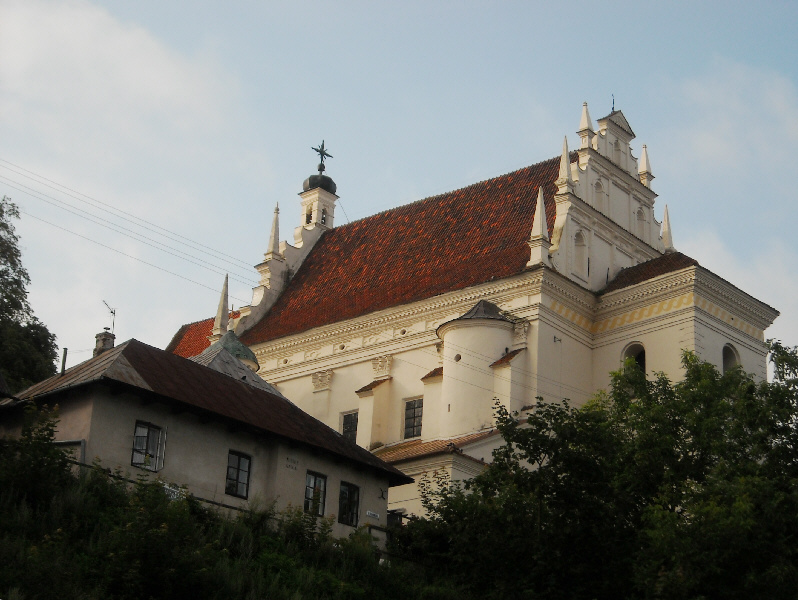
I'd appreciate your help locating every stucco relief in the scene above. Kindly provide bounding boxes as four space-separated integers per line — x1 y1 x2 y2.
312 369 333 392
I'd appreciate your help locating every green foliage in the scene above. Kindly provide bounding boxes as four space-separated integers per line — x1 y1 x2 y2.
0 406 438 600
0 195 57 393
394 346 798 600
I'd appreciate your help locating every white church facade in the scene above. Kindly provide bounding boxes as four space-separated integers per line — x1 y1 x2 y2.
168 104 778 516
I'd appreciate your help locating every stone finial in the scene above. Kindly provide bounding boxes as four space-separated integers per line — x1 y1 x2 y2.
638 144 654 188
212 274 229 338
556 136 575 194
267 203 280 256
661 205 675 253
527 187 552 267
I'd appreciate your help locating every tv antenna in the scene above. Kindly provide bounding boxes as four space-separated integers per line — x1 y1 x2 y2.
103 300 116 334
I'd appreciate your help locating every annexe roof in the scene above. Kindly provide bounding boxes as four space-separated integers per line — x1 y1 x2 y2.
600 252 699 294
15 339 412 486
373 430 497 465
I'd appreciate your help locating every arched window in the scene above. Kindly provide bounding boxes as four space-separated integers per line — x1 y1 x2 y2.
574 230 587 279
636 208 645 239
722 344 740 374
305 209 313 224
594 181 606 213
613 140 622 166
321 208 327 225
623 342 646 373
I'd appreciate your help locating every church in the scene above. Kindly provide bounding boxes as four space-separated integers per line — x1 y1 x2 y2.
167 103 779 516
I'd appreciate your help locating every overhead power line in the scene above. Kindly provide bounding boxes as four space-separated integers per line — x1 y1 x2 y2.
0 158 254 270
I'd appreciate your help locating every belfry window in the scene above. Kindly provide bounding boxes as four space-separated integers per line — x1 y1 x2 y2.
623 343 646 373
321 208 327 225
722 344 740 374
306 210 312 224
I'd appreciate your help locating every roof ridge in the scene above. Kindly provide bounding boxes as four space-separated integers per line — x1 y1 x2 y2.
331 153 563 230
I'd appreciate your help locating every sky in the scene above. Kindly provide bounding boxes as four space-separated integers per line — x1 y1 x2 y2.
1 0 797 370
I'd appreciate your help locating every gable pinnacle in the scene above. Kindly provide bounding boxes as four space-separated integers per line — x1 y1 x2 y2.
578 102 593 133
530 187 549 242
661 205 675 253
556 136 575 194
639 144 654 187
212 274 229 337
527 187 552 268
268 203 280 255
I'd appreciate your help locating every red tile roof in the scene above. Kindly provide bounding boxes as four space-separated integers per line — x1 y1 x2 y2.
421 367 443 381
236 155 565 347
373 430 496 464
490 348 524 368
600 252 699 294
355 378 391 394
14 339 412 486
166 311 240 359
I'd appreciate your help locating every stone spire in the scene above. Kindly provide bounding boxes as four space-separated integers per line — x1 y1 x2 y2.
556 136 575 194
211 274 229 339
638 144 654 188
267 203 280 256
577 102 595 149
527 187 552 267
661 205 674 253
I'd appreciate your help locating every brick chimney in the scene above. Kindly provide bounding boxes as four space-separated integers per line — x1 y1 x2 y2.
94 328 116 357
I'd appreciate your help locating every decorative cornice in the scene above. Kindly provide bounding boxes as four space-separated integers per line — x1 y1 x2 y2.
252 271 545 361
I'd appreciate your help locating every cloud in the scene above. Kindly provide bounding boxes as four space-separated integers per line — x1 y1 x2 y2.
0 0 256 368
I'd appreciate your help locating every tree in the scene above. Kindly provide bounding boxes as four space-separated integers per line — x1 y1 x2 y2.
393 345 798 600
0 195 57 393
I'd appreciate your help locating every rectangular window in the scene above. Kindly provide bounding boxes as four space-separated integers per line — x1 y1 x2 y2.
225 451 251 499
131 421 162 471
338 481 360 527
304 471 327 516
342 411 358 444
404 398 423 439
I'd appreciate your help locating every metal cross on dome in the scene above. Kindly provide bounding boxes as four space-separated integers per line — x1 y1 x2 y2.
312 140 333 173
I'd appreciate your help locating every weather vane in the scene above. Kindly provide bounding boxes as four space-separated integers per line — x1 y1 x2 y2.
312 140 333 174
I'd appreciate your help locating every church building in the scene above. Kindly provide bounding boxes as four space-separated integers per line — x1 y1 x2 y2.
167 104 779 516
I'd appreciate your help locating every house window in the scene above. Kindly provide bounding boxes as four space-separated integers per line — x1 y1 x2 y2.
225 451 251 499
131 421 163 471
342 411 358 444
304 471 327 516
338 481 360 527
404 398 423 439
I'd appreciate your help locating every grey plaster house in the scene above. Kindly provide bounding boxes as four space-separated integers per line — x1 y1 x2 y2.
0 335 411 541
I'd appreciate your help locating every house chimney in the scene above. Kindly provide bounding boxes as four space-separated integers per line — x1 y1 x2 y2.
94 328 116 357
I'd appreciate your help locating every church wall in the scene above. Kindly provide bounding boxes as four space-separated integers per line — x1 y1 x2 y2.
592 308 698 391
534 314 593 406
691 311 769 379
